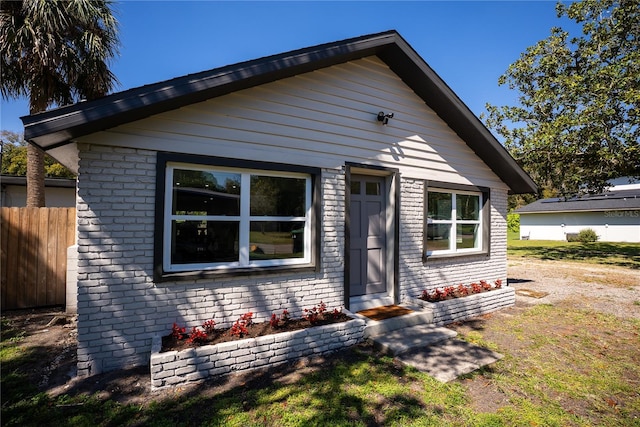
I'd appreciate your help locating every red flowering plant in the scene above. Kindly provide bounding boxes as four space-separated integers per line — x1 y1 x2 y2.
172 323 187 340
303 301 328 325
457 284 470 297
186 327 208 344
470 282 483 294
202 319 216 333
419 279 504 302
162 303 350 352
269 309 291 329
230 312 253 338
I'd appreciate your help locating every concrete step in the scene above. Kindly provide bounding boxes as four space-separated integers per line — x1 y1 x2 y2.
369 324 458 356
362 306 434 339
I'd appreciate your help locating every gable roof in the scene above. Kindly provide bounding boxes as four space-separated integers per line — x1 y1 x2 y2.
516 188 640 214
21 30 536 194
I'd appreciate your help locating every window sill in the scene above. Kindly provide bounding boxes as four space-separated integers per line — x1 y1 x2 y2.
155 262 318 283
423 251 488 262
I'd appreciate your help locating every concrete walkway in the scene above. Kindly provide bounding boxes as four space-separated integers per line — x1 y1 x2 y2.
356 305 503 382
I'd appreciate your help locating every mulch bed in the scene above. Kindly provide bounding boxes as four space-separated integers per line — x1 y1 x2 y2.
161 313 352 353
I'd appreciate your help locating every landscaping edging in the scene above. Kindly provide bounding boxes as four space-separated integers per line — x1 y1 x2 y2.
150 316 366 389
414 287 515 326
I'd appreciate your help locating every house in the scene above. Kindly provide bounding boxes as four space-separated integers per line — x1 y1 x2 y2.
516 180 640 242
22 31 536 377
1 175 76 207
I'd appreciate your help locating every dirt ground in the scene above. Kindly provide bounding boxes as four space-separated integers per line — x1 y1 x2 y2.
2 258 639 407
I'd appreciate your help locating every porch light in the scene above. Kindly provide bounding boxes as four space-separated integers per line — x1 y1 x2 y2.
377 111 394 125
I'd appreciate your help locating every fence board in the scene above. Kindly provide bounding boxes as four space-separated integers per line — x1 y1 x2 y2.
1 207 76 310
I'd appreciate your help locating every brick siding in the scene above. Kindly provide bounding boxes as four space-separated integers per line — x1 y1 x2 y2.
75 144 509 377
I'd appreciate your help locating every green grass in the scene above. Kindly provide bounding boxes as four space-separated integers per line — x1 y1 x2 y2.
3 305 640 426
507 238 640 269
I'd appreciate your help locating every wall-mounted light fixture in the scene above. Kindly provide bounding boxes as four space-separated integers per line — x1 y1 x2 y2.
377 111 394 125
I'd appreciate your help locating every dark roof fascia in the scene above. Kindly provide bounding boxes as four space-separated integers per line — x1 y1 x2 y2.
376 38 536 195
22 30 536 194
22 31 397 148
1 175 76 188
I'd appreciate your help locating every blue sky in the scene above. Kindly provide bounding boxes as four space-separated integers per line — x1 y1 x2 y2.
1 1 578 135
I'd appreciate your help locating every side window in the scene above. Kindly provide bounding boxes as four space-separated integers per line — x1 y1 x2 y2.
426 189 484 256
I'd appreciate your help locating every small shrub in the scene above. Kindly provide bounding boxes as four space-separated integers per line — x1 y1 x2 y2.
494 279 502 289
470 282 482 294
303 301 327 325
202 319 216 333
230 312 253 337
577 228 598 243
507 213 520 233
456 284 469 296
172 323 186 340
186 327 207 344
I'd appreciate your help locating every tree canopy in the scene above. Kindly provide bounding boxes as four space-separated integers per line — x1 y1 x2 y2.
1 130 75 178
485 0 640 197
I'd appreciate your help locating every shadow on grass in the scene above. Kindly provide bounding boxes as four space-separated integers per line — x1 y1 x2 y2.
1 345 436 426
138 347 428 426
508 242 640 269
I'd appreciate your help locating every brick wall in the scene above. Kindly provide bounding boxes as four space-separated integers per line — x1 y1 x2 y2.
150 316 366 389
74 144 508 377
398 178 509 301
75 145 346 376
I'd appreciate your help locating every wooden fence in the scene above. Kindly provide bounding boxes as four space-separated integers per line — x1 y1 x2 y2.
1 207 75 310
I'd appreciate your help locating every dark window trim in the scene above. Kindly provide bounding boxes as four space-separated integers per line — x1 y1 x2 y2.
423 180 491 262
154 151 321 282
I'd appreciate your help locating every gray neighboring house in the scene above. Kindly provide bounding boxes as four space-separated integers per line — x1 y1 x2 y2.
516 184 640 242
21 31 536 376
1 175 76 207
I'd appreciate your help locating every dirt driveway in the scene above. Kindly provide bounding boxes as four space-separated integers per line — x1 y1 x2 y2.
2 258 639 406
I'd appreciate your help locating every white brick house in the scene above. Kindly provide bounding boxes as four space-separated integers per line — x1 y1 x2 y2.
22 31 536 376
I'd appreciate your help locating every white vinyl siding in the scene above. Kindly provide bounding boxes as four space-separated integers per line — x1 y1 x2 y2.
78 56 506 191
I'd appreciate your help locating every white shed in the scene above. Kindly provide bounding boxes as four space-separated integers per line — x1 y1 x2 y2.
517 187 640 242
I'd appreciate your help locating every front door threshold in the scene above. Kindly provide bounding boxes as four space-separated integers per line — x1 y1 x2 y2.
350 294 394 313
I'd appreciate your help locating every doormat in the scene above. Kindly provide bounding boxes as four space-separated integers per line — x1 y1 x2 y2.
357 305 413 321
516 289 549 299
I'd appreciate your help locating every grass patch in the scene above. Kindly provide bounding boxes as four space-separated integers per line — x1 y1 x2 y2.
4 309 640 426
507 240 640 269
457 305 640 426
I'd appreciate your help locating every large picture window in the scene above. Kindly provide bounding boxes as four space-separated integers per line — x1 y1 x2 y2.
426 189 483 256
163 162 313 273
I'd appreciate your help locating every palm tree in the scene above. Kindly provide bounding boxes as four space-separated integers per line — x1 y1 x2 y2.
0 0 119 206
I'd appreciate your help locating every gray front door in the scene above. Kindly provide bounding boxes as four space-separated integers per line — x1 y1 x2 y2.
349 175 386 297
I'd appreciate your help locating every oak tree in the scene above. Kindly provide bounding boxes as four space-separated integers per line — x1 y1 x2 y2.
485 0 640 197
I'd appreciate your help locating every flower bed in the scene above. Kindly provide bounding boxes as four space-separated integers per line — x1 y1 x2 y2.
150 314 366 389
414 284 515 326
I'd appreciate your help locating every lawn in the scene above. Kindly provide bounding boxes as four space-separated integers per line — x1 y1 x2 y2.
3 306 640 426
508 236 640 269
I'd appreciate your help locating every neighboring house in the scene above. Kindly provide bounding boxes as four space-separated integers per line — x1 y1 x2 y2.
1 175 76 207
21 31 536 376
517 183 640 242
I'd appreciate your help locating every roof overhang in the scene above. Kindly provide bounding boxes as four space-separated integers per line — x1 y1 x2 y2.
22 30 536 194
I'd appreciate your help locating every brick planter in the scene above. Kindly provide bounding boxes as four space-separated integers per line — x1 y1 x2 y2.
414 287 515 326
150 316 366 389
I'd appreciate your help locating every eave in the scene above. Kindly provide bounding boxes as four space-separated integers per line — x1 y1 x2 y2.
22 30 536 194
